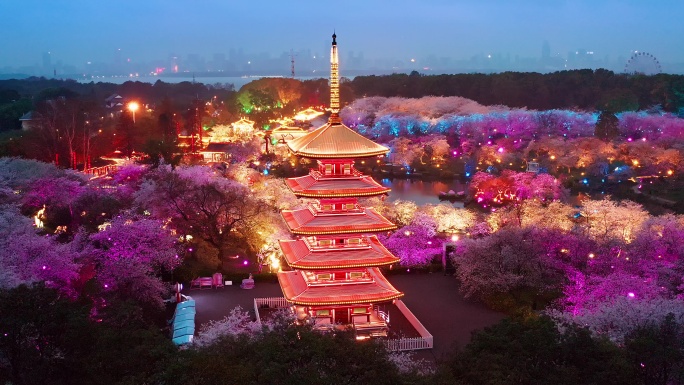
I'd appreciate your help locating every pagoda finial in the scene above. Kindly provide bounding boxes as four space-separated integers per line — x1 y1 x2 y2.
329 32 340 124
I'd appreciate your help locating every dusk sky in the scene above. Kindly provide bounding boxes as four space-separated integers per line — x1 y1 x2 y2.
1 0 683 70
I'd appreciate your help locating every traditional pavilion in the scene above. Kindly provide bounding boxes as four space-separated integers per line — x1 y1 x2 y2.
278 33 403 338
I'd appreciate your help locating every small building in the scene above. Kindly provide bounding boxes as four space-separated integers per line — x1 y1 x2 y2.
200 142 232 163
105 94 125 109
19 111 40 131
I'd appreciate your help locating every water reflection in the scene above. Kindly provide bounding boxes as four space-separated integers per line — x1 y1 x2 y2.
380 179 466 207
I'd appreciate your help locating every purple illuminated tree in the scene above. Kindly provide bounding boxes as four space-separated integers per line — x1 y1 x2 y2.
88 215 181 308
0 207 79 292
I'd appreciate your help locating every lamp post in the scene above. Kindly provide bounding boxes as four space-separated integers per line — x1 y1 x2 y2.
127 101 140 123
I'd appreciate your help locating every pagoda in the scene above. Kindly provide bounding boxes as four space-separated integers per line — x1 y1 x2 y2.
277 34 403 338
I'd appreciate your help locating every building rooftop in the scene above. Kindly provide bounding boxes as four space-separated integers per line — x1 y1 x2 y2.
287 121 389 159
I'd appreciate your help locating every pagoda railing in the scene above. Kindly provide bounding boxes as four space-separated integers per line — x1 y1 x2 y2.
310 169 364 179
385 299 433 352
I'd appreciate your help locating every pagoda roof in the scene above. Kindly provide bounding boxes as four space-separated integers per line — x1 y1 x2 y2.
277 268 403 306
281 206 397 235
285 172 390 198
279 235 399 269
287 121 389 159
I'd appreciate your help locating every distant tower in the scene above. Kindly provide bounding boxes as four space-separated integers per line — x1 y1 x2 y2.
291 49 296 78
329 32 340 123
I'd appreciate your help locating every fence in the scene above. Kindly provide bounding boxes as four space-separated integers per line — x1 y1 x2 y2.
254 297 289 324
385 299 434 351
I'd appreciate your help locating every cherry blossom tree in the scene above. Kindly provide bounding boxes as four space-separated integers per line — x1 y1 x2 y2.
135 165 264 260
0 207 79 292
422 203 475 234
88 215 181 308
453 227 566 301
549 297 684 344
380 214 441 266
385 199 418 226
580 197 649 243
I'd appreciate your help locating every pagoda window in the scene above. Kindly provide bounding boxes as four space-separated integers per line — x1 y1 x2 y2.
345 237 361 245
349 272 365 280
322 204 332 211
317 273 332 281
316 309 331 317
324 164 333 175
345 203 355 210
343 164 351 175
352 307 369 314
318 239 333 247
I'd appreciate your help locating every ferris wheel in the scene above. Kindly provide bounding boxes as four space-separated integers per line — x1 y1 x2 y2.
624 51 662 75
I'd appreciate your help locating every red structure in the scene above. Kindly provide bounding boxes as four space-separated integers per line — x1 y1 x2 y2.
278 34 404 338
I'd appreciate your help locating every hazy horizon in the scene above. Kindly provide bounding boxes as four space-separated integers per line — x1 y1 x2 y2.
1 0 683 75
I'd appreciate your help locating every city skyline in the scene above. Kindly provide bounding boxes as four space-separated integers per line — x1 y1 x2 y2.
2 0 683 76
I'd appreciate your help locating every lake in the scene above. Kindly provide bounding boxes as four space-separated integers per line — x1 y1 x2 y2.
380 178 467 207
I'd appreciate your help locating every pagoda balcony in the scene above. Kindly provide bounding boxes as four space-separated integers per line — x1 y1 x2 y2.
303 235 371 250
309 169 364 179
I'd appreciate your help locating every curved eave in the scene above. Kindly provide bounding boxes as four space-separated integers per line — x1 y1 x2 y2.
287 293 404 306
290 225 397 236
291 149 388 159
289 259 398 270
290 188 391 198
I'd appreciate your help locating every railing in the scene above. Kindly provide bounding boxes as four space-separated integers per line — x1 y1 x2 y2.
385 336 433 351
385 299 434 352
254 297 289 325
374 305 390 324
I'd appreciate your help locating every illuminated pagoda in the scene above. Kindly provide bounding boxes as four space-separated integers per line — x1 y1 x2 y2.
278 33 403 338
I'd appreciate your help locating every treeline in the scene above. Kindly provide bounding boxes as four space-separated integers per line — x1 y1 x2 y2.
349 70 684 113
0 77 235 132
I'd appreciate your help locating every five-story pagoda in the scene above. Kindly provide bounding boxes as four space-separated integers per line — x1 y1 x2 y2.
277 33 402 338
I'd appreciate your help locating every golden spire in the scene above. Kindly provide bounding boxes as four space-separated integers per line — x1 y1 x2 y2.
329 32 341 124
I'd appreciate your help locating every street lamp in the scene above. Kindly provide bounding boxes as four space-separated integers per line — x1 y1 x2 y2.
127 101 140 123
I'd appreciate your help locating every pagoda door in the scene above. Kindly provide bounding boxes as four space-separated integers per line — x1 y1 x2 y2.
334 308 349 324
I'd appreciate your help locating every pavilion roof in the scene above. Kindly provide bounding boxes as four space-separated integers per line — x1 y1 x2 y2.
285 173 390 198
277 268 403 306
279 235 399 269
287 121 389 159
281 207 396 235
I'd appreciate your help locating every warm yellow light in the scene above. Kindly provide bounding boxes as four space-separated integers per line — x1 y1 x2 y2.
632 159 639 166
588 253 595 259
127 101 140 113
667 170 673 175
451 235 459 242
550 155 556 160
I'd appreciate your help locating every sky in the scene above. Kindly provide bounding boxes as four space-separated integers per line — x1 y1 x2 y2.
1 0 682 71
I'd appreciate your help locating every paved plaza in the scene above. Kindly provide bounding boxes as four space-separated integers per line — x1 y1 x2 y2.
184 272 504 359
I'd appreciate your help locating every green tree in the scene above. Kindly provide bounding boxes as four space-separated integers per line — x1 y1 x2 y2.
624 314 684 385
594 111 620 141
443 316 634 385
